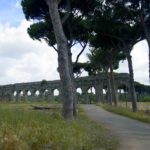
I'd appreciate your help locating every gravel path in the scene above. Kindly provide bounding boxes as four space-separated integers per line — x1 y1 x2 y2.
82 104 150 150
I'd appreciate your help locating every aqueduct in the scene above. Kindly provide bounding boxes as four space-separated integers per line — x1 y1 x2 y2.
0 73 130 103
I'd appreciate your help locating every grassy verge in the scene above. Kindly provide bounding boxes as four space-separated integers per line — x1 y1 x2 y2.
117 102 150 111
99 104 150 123
0 102 118 150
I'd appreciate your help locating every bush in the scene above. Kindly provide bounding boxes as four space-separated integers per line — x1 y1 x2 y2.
143 97 150 102
137 96 150 102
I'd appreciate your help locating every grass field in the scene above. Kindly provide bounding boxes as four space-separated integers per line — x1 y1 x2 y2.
0 102 118 150
100 102 150 123
118 102 150 111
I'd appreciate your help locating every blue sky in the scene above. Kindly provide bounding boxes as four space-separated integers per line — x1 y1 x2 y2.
0 0 149 85
0 0 24 26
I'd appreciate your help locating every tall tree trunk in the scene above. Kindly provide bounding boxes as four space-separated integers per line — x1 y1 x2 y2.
110 65 118 106
45 0 76 119
127 53 137 112
105 70 112 105
68 48 77 117
147 39 150 81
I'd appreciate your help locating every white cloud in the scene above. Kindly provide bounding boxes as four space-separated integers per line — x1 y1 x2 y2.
77 41 149 85
117 40 149 85
15 0 21 9
132 40 149 84
0 20 149 86
0 20 59 85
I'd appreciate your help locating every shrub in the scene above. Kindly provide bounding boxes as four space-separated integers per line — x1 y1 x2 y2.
143 97 150 102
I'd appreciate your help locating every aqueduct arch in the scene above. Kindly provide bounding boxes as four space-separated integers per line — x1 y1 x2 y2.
0 73 130 103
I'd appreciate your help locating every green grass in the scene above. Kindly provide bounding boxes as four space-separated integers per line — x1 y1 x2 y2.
99 104 150 123
0 102 118 150
117 102 150 111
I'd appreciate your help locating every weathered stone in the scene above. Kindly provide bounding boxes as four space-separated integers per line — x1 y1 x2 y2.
0 73 130 102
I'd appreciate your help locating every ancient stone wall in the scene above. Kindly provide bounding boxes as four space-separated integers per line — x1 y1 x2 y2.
0 73 130 103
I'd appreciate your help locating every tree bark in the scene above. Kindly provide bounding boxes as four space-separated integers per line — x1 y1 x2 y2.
95 84 103 103
45 0 76 119
68 48 77 117
106 70 112 105
147 39 150 81
110 65 118 106
127 53 137 112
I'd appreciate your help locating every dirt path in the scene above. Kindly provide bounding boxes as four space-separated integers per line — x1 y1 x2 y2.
82 104 150 150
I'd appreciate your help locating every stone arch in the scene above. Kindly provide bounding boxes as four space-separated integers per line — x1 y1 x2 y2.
2 92 11 101
102 82 111 102
12 90 20 101
21 90 31 101
103 89 106 94
27 90 32 96
40 89 49 101
87 86 96 104
117 83 129 102
19 90 24 97
15 90 25 101
35 90 40 96
119 83 128 92
53 89 59 96
51 88 60 102
87 86 96 94
76 87 83 103
13 91 17 96
0 73 130 103
43 89 49 95
76 87 82 94
45 88 53 101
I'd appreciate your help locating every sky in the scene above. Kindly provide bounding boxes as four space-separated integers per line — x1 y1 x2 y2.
0 0 149 86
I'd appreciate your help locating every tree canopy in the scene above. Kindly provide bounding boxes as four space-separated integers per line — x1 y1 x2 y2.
21 0 97 57
21 0 150 114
